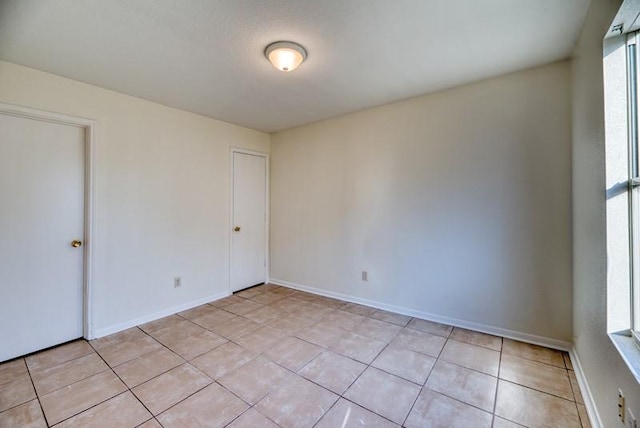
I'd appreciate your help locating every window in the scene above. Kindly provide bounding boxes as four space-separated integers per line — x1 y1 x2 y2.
605 29 640 382
630 32 640 339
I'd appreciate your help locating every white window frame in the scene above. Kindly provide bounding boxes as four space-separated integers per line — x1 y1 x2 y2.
606 29 640 384
630 32 640 344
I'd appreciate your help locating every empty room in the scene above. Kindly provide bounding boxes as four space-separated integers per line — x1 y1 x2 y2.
1 0 639 427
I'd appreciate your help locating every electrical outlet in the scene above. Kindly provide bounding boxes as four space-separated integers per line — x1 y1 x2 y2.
174 277 182 288
620 389 626 423
361 271 368 281
629 408 637 428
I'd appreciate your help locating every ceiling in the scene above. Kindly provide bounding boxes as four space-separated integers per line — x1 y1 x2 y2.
0 0 591 133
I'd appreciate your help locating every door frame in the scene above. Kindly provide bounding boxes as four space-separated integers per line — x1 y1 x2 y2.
229 147 270 293
0 102 97 339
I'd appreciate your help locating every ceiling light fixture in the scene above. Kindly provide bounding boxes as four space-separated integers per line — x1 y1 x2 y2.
265 41 307 72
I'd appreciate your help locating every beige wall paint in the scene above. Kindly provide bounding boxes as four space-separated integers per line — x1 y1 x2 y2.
271 61 573 342
571 0 640 426
0 60 270 335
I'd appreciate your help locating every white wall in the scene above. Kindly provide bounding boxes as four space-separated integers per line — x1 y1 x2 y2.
571 0 640 426
0 61 270 336
270 61 573 343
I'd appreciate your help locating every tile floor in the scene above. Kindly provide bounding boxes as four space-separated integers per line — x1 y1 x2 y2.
0 284 589 427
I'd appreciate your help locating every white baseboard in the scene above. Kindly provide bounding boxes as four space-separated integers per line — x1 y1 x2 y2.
569 348 602 428
92 291 230 338
269 278 572 351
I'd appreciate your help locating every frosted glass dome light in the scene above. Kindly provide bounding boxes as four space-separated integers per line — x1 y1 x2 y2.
265 41 307 72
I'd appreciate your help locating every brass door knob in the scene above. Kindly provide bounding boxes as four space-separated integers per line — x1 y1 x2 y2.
71 240 83 248
234 226 241 232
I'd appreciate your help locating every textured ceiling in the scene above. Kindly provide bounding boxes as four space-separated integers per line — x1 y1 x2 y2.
0 0 590 132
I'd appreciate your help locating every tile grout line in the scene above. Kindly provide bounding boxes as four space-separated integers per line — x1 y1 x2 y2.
220 295 507 426
85 339 160 425
401 327 454 426
491 337 504 427
407 333 505 422
23 348 123 426
49 389 130 426
294 300 574 426
22 357 51 428
212 300 407 426
136 304 283 426
190 290 569 426
258 319 406 427
498 377 580 403
383 324 575 421
0 386 42 416
216 379 283 427
568 371 589 428
313 316 410 425
100 327 185 381
89 332 222 427
309 396 341 428
116 327 228 423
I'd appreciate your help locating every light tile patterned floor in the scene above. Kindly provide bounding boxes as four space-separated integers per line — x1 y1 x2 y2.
0 284 589 427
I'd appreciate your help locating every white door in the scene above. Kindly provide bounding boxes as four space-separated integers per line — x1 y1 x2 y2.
0 113 85 362
231 151 267 292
